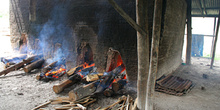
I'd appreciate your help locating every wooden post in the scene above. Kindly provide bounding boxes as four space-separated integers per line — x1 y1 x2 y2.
136 0 149 109
146 0 163 109
210 17 216 57
210 11 220 69
186 0 192 65
29 0 36 21
107 0 147 37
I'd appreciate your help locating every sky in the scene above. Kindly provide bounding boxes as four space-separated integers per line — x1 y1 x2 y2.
0 0 9 12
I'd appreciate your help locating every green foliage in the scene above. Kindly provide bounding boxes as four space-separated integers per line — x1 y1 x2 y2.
0 10 9 19
203 54 220 60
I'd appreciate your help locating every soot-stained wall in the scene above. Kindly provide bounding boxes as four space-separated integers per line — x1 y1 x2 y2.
10 0 187 81
157 0 187 77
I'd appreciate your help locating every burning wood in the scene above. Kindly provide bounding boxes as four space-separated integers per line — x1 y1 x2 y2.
67 64 127 101
67 62 95 76
53 62 95 94
0 55 42 76
36 61 66 81
42 61 58 73
37 65 66 81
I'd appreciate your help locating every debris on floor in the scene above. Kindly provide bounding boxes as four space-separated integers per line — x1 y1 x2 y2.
155 74 194 96
33 96 96 110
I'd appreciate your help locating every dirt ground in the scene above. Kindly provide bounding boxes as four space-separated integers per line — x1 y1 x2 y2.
1 51 220 110
154 57 220 110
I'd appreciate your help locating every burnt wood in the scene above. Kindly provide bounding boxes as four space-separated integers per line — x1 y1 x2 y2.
23 59 45 73
0 55 41 76
53 74 81 94
42 61 58 73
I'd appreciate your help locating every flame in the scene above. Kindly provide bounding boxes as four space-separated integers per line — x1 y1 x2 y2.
107 55 125 72
77 72 84 78
78 62 95 72
45 66 66 79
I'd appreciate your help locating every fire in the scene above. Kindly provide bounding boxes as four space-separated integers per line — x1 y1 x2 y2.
107 55 126 73
78 62 95 73
45 66 66 79
76 62 95 78
108 54 127 85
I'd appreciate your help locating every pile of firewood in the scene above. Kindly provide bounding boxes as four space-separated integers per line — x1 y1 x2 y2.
0 54 43 76
32 96 96 110
32 95 136 110
100 95 135 110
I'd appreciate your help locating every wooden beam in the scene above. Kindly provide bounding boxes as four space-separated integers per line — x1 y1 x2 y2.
136 0 149 109
210 17 216 57
186 0 192 65
201 0 207 15
29 0 36 21
146 0 163 109
107 0 147 37
210 11 220 69
196 0 204 15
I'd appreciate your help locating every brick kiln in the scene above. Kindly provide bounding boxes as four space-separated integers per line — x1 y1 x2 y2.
10 0 187 82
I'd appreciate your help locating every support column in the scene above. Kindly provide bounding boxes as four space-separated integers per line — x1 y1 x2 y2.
136 0 149 109
210 11 220 69
186 0 192 65
29 0 36 22
146 0 163 109
210 17 216 57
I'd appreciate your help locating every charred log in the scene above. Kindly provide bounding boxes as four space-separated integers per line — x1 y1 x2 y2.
0 55 42 76
23 59 45 73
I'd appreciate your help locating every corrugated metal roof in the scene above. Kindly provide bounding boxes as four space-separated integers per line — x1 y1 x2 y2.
192 0 220 17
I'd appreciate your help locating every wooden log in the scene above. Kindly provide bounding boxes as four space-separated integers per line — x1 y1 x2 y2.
53 74 81 94
136 0 150 109
210 11 220 69
146 0 163 109
42 61 58 73
23 59 45 73
131 98 137 110
0 55 41 76
69 84 96 101
76 104 86 110
83 99 96 107
1 54 27 68
1 54 27 64
86 74 99 82
103 89 114 97
66 64 84 76
112 79 127 93
54 106 71 110
31 101 51 110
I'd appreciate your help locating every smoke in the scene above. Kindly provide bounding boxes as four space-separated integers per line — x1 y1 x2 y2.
33 0 74 65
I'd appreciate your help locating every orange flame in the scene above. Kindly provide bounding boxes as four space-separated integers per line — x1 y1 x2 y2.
78 62 95 72
45 66 66 78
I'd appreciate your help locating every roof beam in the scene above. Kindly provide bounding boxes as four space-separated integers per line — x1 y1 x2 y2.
201 0 207 15
192 7 220 10
192 14 220 17
196 0 204 15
